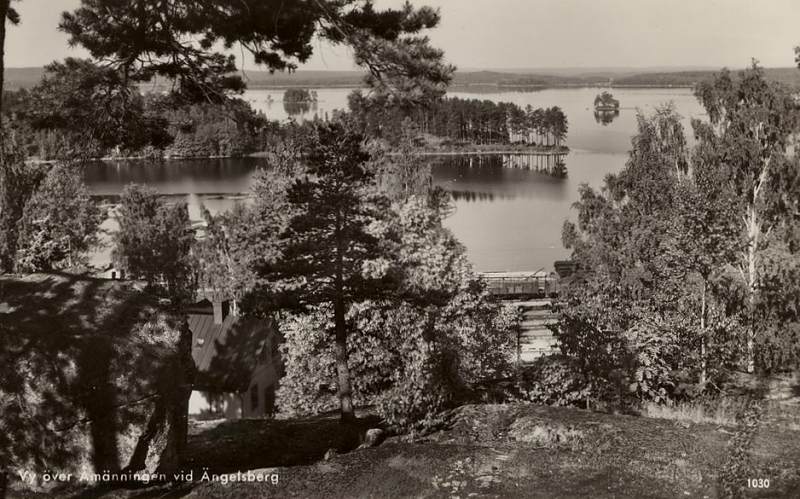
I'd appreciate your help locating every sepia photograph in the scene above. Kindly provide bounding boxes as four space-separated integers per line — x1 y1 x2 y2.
1 0 799 497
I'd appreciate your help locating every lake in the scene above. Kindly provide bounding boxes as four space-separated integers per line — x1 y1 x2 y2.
87 87 707 272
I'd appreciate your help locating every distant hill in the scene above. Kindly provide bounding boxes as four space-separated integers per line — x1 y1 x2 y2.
6 66 800 91
613 68 800 89
4 67 45 89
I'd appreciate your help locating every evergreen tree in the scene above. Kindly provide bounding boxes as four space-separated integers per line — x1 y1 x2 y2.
250 122 398 422
113 184 195 304
60 1 453 106
22 58 171 157
0 136 44 272
15 163 104 271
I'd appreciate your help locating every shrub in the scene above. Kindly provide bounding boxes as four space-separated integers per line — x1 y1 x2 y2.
276 287 518 430
15 163 104 272
513 356 591 407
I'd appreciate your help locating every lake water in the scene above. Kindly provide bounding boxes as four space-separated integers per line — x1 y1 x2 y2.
87 87 707 272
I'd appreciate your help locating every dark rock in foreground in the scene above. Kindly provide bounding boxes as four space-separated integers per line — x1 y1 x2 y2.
0 272 194 492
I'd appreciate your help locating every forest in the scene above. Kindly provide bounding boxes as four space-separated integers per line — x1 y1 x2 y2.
349 94 569 147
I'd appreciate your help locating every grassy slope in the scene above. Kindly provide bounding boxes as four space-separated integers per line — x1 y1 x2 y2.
182 403 798 499
64 399 798 499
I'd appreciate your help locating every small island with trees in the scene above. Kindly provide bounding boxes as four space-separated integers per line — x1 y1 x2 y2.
593 91 620 110
282 88 318 116
593 91 621 126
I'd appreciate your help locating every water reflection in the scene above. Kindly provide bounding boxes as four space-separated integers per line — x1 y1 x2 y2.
84 158 267 196
283 100 318 117
594 109 620 126
450 190 498 202
432 154 569 202
434 153 567 174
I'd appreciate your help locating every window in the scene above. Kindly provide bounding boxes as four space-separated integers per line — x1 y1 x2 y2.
271 336 280 360
249 384 259 411
264 383 276 417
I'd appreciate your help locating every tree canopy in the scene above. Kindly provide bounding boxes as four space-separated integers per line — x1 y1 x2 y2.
20 58 171 156
14 163 104 272
693 62 799 372
249 122 398 421
556 65 800 409
557 104 745 405
113 184 196 304
60 0 454 106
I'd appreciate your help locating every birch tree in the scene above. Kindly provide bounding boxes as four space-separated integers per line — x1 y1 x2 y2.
693 62 798 372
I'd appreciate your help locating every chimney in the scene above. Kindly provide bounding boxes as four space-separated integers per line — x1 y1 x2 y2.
213 300 229 325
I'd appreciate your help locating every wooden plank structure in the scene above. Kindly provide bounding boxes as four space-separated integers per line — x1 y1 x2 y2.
513 299 559 362
480 271 561 362
480 270 560 298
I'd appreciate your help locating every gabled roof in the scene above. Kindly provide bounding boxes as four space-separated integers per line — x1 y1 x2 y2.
188 311 277 393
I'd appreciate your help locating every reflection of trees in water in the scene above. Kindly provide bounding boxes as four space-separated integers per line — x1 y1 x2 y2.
594 109 619 126
449 190 497 202
283 101 318 116
436 153 567 177
84 158 264 188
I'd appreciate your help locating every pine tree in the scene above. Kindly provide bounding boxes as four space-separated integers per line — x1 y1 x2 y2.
113 184 195 304
252 122 398 422
60 1 453 106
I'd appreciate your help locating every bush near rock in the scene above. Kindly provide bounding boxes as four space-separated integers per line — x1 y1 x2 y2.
0 272 194 491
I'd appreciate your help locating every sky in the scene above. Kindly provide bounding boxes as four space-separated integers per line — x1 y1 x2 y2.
5 0 800 71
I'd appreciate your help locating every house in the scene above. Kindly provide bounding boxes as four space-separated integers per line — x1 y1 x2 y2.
96 263 126 280
186 299 283 420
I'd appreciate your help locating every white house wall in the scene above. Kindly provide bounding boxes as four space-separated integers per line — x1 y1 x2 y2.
188 390 243 420
242 362 280 418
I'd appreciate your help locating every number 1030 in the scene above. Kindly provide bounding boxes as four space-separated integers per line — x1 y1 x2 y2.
747 478 770 488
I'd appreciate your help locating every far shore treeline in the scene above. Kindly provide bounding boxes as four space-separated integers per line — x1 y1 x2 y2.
1 60 569 160
6 66 800 91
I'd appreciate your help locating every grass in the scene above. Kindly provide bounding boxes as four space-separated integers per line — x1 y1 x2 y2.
640 373 800 431
8 398 800 498
7 365 799 498
641 397 748 426
178 403 799 499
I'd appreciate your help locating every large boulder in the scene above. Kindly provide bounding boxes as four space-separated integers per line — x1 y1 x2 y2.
0 273 194 492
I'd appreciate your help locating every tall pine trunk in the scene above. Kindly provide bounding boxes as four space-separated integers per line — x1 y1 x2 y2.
0 0 8 120
334 295 355 422
0 4 7 489
334 233 355 423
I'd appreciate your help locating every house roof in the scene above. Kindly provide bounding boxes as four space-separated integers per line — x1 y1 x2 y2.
188 311 277 393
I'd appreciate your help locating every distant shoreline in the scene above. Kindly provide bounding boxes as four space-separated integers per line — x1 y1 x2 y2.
406 150 568 157
186 83 698 91
27 144 570 165
7 66 799 92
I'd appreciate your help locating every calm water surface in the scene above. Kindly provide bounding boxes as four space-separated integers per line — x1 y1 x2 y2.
87 87 706 271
